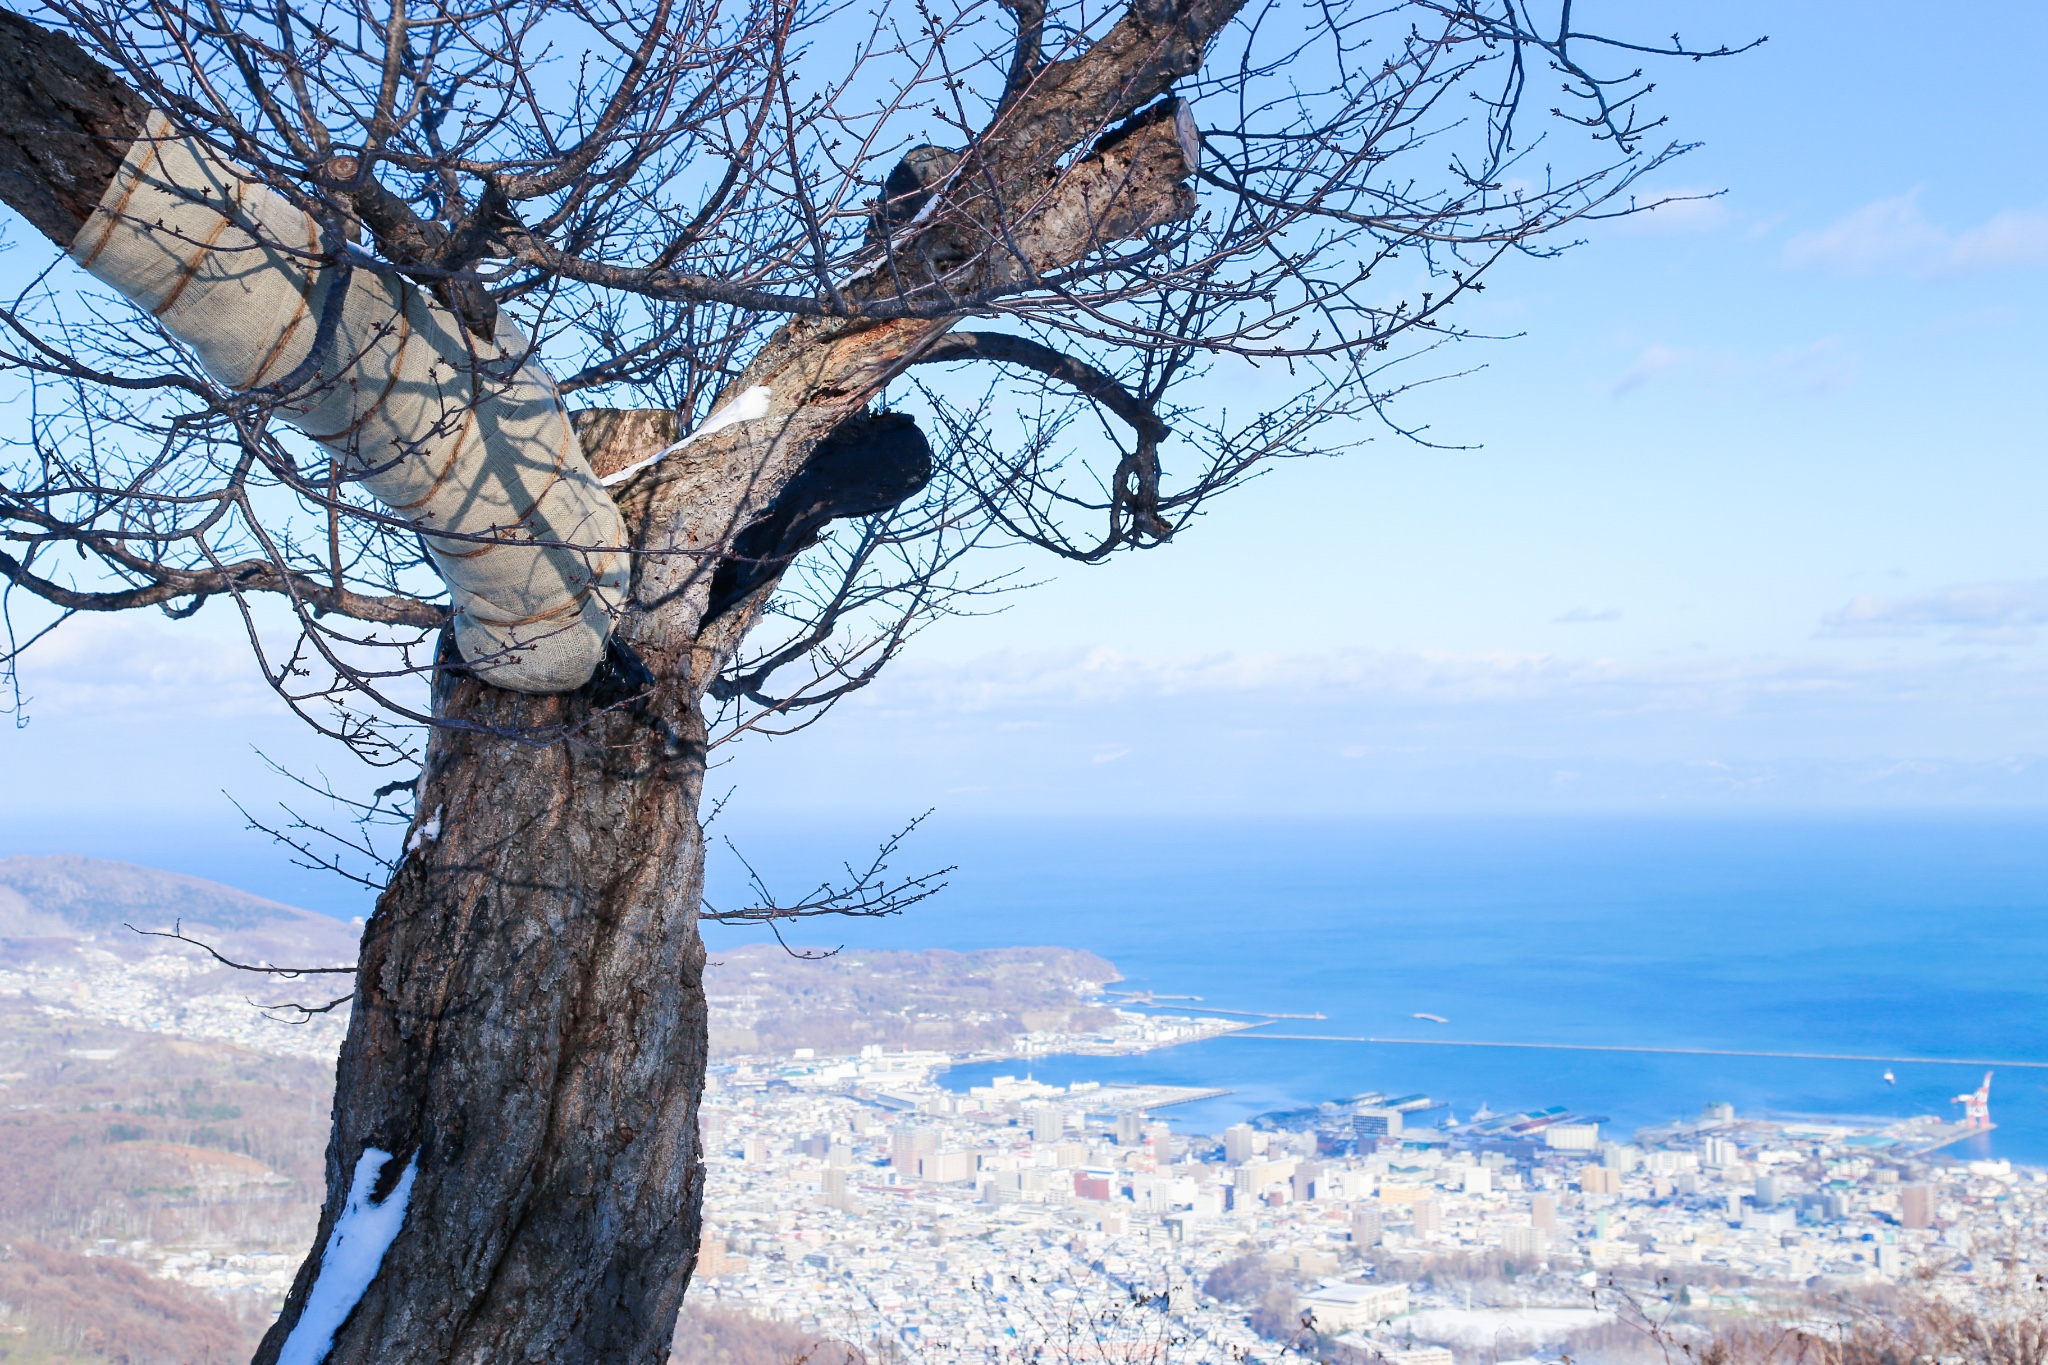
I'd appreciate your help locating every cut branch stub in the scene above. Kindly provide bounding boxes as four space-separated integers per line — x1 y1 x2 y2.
981 0 1231 179
1093 96 1200 171
702 409 933 625
870 145 961 242
868 96 1201 300
325 155 500 339
1006 96 1201 271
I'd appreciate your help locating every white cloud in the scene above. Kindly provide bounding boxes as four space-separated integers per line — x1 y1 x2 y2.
0 613 385 825
1609 344 1691 396
1948 207 2048 273
1921 305 2023 338
1782 191 2048 277
715 643 2048 815
1783 193 1942 274
1822 579 2048 643
1773 336 1859 396
844 644 2048 729
868 646 1651 712
1608 336 1857 398
8 614 285 719
20 616 2048 823
1554 608 1622 625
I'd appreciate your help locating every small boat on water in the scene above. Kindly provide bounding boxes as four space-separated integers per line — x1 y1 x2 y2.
1413 1012 1449 1024
1883 1069 1896 1085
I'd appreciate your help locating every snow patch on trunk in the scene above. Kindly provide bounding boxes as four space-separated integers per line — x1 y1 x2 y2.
599 385 774 486
405 805 443 854
276 1147 419 1365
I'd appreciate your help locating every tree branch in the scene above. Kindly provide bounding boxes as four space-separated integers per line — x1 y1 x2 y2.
124 919 357 976
0 547 449 628
915 331 1166 441
701 812 954 943
0 11 142 240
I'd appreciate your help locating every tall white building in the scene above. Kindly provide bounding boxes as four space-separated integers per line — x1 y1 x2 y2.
890 1126 936 1173
820 1166 858 1211
1350 1202 1384 1247
1544 1123 1599 1151
1029 1103 1067 1143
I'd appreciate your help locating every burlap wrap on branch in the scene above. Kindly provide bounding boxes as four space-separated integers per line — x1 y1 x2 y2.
70 111 629 693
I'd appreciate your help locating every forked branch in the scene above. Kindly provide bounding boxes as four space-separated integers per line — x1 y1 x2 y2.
703 813 954 957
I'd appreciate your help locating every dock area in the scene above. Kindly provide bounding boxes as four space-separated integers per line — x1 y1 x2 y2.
1078 1083 1232 1114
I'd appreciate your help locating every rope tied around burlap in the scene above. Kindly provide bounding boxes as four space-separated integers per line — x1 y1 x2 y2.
71 111 630 693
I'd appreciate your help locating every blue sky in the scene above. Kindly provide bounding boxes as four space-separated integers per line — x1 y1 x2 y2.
6 0 2048 861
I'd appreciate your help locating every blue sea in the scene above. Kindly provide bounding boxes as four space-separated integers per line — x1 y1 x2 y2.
706 815 2048 1164
14 813 2046 1163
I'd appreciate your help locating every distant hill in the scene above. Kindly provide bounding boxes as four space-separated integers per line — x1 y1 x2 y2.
0 858 358 1355
1 860 1133 1059
0 854 360 961
706 942 1121 1056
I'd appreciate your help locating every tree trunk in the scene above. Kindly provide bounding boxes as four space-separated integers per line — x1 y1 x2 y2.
248 378 937 1362
247 340 939 1365
251 411 723 1365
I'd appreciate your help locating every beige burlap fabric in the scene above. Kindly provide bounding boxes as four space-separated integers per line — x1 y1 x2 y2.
69 111 629 694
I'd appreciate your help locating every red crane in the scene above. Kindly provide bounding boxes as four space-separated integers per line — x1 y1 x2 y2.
1950 1071 1993 1130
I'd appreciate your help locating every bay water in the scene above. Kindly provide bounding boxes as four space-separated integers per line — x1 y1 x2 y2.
707 815 2048 1163
13 812 2043 1162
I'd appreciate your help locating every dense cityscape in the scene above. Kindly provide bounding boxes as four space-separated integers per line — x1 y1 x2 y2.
687 1031 2037 1364
2 873 2040 1364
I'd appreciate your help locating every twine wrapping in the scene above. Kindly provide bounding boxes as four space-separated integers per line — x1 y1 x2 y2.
70 111 629 693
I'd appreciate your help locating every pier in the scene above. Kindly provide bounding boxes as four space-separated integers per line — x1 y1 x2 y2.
1217 1033 2048 1069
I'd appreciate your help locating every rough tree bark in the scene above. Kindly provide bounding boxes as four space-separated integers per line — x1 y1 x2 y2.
285 399 934 1362
301 508 714 1361
0 7 1216 1361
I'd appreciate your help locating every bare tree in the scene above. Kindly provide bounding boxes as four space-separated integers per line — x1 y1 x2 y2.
0 0 1748 1359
